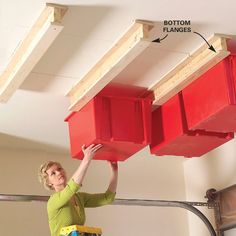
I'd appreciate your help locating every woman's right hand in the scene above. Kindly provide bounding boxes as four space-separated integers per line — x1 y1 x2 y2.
82 144 103 161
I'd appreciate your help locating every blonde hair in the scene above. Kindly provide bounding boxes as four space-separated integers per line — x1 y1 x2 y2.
38 161 62 190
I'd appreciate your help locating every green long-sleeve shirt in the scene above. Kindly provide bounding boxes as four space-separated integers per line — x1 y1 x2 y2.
47 179 116 236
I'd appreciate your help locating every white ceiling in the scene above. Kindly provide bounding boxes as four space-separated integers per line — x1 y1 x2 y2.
1 0 236 154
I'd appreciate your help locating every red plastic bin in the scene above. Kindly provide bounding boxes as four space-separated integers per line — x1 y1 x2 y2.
150 93 233 157
182 55 236 132
65 94 152 161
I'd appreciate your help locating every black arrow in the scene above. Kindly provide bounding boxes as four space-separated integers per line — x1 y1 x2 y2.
152 34 168 43
193 31 216 53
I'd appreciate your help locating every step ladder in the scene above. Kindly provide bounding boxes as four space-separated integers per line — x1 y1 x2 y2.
60 225 102 236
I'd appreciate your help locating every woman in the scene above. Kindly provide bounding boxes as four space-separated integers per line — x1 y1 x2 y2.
38 144 118 236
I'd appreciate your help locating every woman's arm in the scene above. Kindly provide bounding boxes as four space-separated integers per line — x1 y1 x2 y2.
107 161 118 193
48 144 102 211
79 161 118 208
72 144 102 186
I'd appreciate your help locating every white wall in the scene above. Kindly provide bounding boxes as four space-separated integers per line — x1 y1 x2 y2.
225 228 236 236
184 138 236 236
0 146 188 236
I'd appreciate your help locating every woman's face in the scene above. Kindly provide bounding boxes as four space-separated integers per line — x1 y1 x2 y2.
46 164 67 190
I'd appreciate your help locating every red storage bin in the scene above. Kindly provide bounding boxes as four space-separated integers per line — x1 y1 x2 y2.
150 93 233 157
182 55 236 132
65 94 152 161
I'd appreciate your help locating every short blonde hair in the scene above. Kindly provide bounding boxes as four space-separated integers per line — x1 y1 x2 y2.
38 161 62 190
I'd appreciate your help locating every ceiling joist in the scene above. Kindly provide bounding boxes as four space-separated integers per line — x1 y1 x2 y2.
67 20 154 111
0 3 68 103
67 22 234 111
149 34 231 105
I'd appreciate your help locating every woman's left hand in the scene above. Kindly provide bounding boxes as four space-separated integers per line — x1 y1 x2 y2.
109 161 118 172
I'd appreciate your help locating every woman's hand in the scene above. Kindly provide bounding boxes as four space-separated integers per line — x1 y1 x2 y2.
82 144 102 161
72 144 102 185
109 161 118 172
